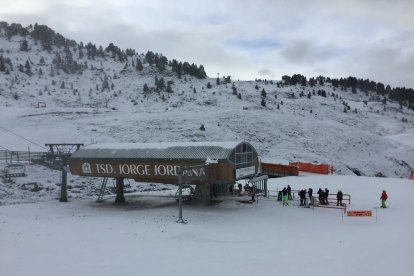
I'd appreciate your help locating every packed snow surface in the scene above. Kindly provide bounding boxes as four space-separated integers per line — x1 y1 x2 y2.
1 174 413 276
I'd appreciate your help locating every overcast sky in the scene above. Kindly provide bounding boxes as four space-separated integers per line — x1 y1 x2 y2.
1 0 413 87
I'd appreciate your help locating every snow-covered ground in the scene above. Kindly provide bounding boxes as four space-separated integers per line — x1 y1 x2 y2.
1 174 413 276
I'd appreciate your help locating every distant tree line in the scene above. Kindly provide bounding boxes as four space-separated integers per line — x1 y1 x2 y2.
0 21 208 79
168 56 207 79
281 74 414 110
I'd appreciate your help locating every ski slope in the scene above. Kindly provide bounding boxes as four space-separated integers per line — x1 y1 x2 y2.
1 174 413 276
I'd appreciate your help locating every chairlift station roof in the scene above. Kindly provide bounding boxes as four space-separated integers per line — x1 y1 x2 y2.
70 141 256 163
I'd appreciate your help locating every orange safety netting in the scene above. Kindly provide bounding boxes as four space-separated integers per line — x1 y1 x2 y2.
289 162 334 175
260 162 299 176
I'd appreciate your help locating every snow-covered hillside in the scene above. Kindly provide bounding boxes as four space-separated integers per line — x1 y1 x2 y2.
0 22 413 182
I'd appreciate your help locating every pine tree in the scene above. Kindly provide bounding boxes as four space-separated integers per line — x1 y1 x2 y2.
156 77 165 91
49 65 55 77
207 82 212 89
0 55 5 72
261 88 267 98
145 51 155 65
166 83 173 93
261 98 266 107
102 76 109 91
143 84 149 93
20 39 29 51
136 58 143 71
232 86 238 95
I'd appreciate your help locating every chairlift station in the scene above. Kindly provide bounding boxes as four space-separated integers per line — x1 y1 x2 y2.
69 141 260 204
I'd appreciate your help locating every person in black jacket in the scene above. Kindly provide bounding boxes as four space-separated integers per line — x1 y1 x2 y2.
244 183 251 193
337 190 343 206
251 185 257 202
317 188 323 204
308 188 313 199
324 188 330 205
282 187 289 206
308 188 313 205
287 185 292 200
299 189 306 206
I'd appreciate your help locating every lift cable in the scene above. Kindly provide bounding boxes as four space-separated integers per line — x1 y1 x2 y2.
0 125 48 151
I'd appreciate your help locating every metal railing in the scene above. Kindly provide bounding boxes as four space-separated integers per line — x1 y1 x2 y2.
0 150 48 164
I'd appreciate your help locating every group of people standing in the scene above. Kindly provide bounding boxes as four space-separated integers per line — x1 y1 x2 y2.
317 188 330 205
277 185 292 206
278 186 314 206
278 186 342 207
317 188 346 206
298 188 313 206
276 185 389 209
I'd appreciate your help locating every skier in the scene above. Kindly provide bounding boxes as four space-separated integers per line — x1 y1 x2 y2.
308 188 313 205
287 185 292 200
336 190 343 206
277 190 282 201
238 183 243 196
299 189 306 206
251 185 257 202
324 188 330 205
317 188 323 204
244 183 251 193
308 188 313 199
380 190 388 208
282 187 289 206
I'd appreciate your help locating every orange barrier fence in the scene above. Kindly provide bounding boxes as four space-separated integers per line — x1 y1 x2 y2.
409 170 414 180
260 162 299 176
289 162 334 175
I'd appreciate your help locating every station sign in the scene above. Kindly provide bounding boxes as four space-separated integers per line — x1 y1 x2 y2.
179 165 208 181
69 159 207 182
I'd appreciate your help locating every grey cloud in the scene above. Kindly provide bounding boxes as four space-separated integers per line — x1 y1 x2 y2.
354 46 414 87
280 40 339 65
1 0 414 86
258 69 274 78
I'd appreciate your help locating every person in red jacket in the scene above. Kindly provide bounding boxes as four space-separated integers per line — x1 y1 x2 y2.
380 190 388 208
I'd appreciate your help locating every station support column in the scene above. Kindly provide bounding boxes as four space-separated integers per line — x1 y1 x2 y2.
115 177 125 203
194 183 211 205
